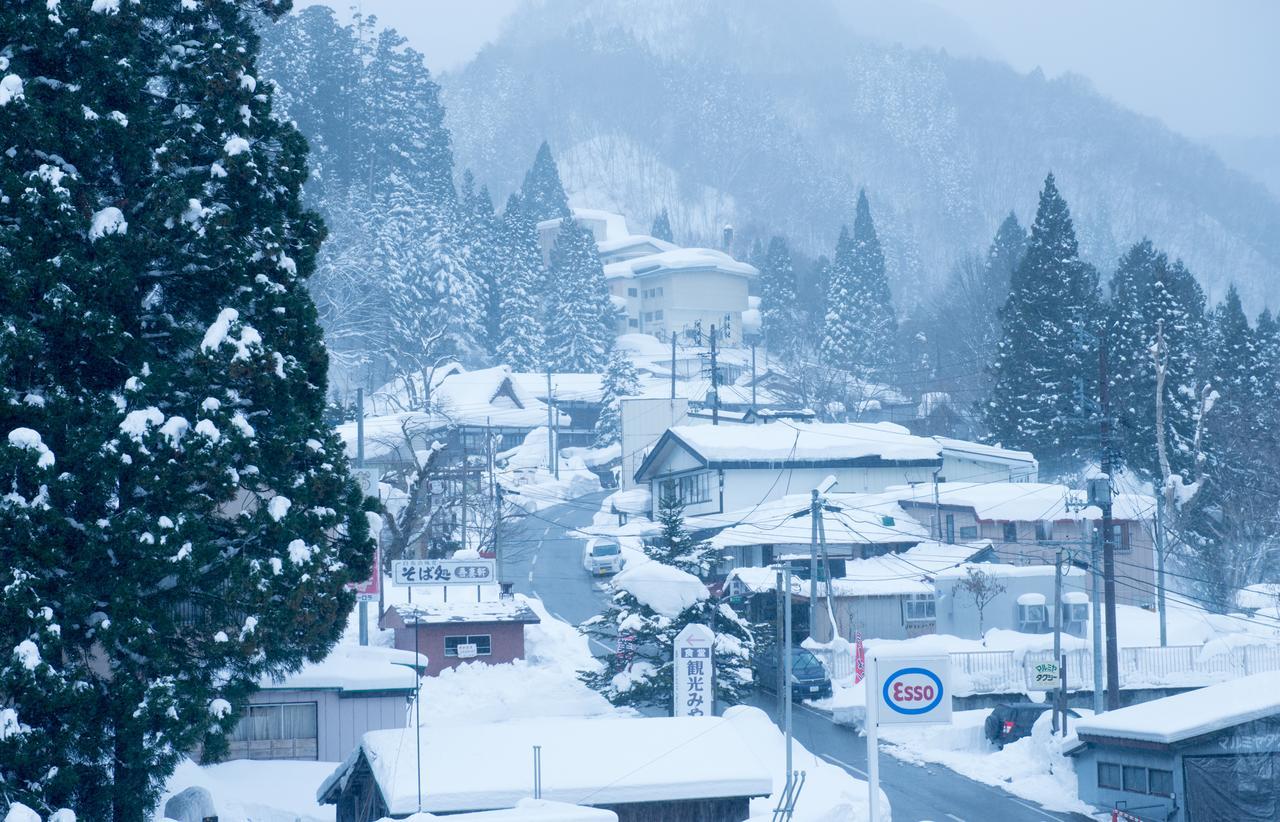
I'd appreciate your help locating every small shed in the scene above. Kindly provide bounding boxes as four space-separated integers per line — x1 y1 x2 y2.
934 561 1089 639
317 715 772 822
224 645 425 763
1068 671 1280 821
382 594 541 677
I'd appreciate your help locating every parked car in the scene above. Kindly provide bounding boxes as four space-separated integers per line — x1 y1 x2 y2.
984 702 1079 748
582 539 624 576
755 646 833 700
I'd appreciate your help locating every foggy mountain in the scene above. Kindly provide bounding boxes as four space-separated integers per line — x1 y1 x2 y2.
442 0 1280 310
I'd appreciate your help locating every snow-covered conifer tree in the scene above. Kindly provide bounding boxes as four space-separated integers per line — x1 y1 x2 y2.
494 194 547 370
650 207 674 242
0 2 372 818
822 191 897 374
544 219 613 372
984 174 1100 473
520 141 571 222
594 349 641 447
759 236 801 361
460 171 502 355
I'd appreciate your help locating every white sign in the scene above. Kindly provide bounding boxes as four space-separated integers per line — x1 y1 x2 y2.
875 655 951 726
456 643 478 659
673 623 714 717
391 559 495 587
350 467 381 498
1028 660 1062 691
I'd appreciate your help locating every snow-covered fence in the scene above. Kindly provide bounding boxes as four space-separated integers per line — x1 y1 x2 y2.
816 641 1280 696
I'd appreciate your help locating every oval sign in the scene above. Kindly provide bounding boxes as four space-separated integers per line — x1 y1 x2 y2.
882 666 945 715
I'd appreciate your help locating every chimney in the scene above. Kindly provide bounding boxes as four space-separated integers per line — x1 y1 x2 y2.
722 223 734 250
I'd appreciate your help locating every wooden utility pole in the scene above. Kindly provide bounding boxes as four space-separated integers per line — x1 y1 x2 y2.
1099 335 1120 710
709 324 720 426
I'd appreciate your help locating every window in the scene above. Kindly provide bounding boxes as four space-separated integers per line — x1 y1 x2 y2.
1114 523 1130 552
1098 762 1123 790
904 594 935 622
1002 522 1018 543
643 312 653 321
1018 603 1047 632
1148 768 1173 796
671 472 712 504
1063 603 1089 624
945 514 956 544
229 702 318 760
959 525 978 540
1123 765 1148 793
653 309 664 320
627 288 637 297
656 287 664 296
628 319 638 328
444 634 492 657
1035 521 1051 541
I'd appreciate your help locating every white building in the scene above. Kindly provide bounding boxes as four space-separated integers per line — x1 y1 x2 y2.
934 562 1090 639
631 422 945 517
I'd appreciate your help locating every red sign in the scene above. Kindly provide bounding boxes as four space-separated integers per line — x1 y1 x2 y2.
347 545 380 602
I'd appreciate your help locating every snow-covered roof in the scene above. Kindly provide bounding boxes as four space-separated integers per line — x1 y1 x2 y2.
935 561 1086 581
934 438 1038 469
1074 671 1280 745
603 248 757 281
379 800 618 821
258 645 425 694
389 598 542 627
690 492 927 549
511 372 606 403
891 482 1153 523
637 422 942 479
365 365 551 425
537 208 630 242
826 542 988 597
1016 592 1047 606
319 715 773 814
607 487 652 515
596 233 678 257
613 562 707 617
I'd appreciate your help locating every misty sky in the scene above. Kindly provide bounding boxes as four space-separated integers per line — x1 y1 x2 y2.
301 0 1279 141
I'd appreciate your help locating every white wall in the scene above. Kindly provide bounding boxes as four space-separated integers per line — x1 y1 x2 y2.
940 454 1037 484
935 570 1089 639
620 397 688 490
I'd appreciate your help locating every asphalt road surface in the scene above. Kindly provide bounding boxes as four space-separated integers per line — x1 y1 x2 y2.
504 494 1091 822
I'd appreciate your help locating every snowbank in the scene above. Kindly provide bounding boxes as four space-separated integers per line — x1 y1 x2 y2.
880 709 1093 816
157 759 335 822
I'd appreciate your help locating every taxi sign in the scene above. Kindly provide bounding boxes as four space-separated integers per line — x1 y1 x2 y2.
1028 660 1061 691
875 655 951 725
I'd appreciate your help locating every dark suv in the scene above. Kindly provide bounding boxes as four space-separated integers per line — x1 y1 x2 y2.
755 646 833 700
984 702 1078 748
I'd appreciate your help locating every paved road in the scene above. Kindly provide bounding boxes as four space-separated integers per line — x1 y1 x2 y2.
503 495 1090 822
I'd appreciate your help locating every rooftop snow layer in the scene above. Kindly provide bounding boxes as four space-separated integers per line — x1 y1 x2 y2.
602 247 757 281
725 542 985 598
936 561 1086 581
891 481 1154 523
1074 671 1280 745
933 437 1038 467
389 597 542 626
596 233 678 256
691 492 927 548
380 799 618 821
258 644 425 693
660 422 942 465
320 715 772 814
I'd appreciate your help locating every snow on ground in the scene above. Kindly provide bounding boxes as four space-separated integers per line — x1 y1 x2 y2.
498 428 602 513
157 759 335 822
879 709 1095 816
728 706 888 822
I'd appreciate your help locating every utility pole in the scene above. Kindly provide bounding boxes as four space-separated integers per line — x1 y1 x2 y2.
782 565 794 790
750 340 757 408
546 370 555 476
709 323 720 426
809 489 819 640
775 567 786 719
1051 546 1064 733
1156 493 1167 647
357 387 368 647
1090 529 1104 715
1099 336 1120 711
671 333 677 400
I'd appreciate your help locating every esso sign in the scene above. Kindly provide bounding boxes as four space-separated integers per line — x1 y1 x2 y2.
883 668 943 714
874 656 951 725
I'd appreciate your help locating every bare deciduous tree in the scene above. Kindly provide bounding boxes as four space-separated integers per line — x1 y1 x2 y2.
955 565 1007 637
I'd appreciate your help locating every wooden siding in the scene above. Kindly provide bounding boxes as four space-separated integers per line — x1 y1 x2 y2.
246 688 410 762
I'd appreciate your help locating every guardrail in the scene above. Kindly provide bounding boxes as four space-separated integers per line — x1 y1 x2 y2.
809 640 1280 696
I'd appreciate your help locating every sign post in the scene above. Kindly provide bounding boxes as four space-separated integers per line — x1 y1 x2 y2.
673 623 714 718
1027 659 1062 691
867 655 951 822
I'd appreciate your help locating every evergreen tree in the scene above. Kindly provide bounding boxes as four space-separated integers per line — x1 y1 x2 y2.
520 141 571 222
0 3 372 818
1106 241 1206 479
594 349 641 447
651 484 718 574
494 194 546 371
581 488 752 712
460 171 502 355
650 208 674 242
759 236 801 361
822 190 897 374
544 219 614 372
984 174 1101 473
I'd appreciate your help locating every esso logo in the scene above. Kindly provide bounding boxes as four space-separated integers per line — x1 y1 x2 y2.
882 667 944 715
